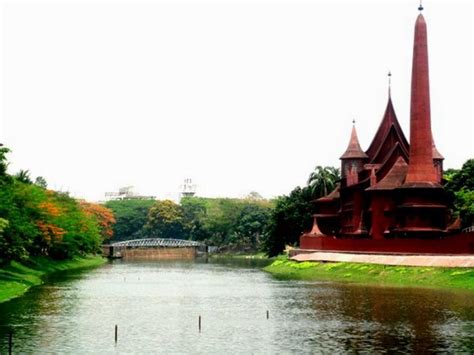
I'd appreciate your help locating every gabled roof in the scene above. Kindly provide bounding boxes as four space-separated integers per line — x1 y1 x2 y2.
340 125 368 159
366 156 408 191
374 142 408 181
365 97 409 162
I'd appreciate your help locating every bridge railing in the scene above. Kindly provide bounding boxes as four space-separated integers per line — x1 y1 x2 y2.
462 226 474 233
109 238 204 248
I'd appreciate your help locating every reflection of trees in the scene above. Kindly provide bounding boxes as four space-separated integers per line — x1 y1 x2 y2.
306 283 474 352
0 270 85 352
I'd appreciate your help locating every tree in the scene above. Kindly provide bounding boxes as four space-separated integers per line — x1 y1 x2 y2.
246 191 264 200
145 200 184 239
307 166 340 198
180 197 208 242
232 202 271 249
263 186 314 257
79 201 116 241
0 147 11 181
105 199 156 242
180 196 273 250
445 159 474 192
35 176 48 188
263 165 340 256
444 159 474 228
15 170 32 184
0 145 109 262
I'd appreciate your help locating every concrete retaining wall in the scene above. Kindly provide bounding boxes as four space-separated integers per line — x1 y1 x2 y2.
121 247 196 260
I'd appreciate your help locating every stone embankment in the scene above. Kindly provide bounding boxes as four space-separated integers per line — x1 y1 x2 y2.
291 250 474 267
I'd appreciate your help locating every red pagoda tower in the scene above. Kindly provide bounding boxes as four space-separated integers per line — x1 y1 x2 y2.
299 6 473 254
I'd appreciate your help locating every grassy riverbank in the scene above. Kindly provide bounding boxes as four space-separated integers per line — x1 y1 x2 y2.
208 252 275 268
0 256 106 303
264 257 474 290
210 252 269 260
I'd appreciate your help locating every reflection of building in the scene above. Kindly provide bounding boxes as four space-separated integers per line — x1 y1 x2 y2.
104 186 155 201
300 6 473 254
180 178 196 199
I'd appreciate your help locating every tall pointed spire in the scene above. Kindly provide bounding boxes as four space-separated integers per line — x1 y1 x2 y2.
404 11 438 184
388 71 392 98
340 122 368 159
418 0 423 12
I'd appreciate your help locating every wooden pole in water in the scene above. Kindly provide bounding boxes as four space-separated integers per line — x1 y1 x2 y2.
266 310 269 319
115 325 118 343
8 331 12 355
198 316 201 332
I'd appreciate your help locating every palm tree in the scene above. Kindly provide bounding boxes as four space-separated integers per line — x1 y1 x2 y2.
307 166 340 198
15 169 32 184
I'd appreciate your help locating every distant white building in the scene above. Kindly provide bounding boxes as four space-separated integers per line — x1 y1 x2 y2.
104 186 155 201
179 178 196 199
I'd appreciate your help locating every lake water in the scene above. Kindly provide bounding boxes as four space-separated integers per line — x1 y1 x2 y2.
0 259 473 353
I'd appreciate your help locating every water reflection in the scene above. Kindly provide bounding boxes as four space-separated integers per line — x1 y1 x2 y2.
0 260 473 353
303 284 474 352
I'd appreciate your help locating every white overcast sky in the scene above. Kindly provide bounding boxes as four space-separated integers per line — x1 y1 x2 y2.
1 0 472 202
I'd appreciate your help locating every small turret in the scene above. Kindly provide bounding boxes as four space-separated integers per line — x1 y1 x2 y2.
340 122 368 185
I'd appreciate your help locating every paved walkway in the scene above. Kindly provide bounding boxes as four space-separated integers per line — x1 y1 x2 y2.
291 251 474 268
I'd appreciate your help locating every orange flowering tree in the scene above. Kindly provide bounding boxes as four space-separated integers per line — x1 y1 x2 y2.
79 201 116 241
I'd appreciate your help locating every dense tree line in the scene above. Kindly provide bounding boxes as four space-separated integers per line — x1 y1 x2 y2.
0 147 115 264
444 159 474 228
106 196 273 252
104 199 155 241
264 166 340 256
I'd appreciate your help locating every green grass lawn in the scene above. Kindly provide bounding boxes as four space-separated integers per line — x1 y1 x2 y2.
0 256 106 303
264 256 474 290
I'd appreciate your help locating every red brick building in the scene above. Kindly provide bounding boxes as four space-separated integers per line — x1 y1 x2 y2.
300 8 473 254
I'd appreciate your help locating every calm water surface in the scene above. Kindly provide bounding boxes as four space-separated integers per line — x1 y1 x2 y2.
0 259 473 353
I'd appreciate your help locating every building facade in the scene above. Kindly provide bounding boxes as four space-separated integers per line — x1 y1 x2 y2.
300 8 473 254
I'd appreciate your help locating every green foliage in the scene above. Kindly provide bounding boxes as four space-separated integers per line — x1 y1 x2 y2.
34 176 48 188
307 166 340 197
453 190 474 228
129 197 274 251
145 200 185 239
104 196 273 251
445 159 474 192
105 199 155 241
0 146 112 264
263 166 340 257
181 197 273 250
263 186 314 257
15 170 32 184
0 147 11 181
444 159 474 228
0 182 42 262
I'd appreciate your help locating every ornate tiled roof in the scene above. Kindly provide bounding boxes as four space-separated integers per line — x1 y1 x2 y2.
366 156 408 190
365 97 409 163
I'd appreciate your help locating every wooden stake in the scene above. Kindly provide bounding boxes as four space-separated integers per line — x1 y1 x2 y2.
115 325 118 343
198 315 201 332
266 310 269 319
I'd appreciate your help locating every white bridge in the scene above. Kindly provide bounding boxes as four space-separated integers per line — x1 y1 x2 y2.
110 238 204 248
